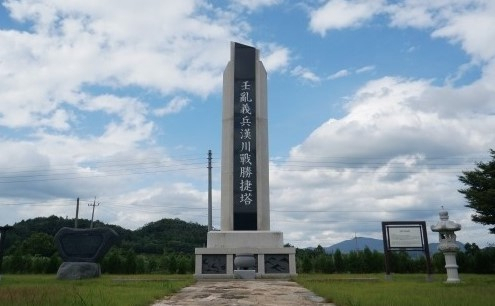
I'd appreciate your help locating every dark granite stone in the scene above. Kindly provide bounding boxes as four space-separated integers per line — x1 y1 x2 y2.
57 262 101 280
54 227 118 262
202 254 227 274
233 42 258 230
265 254 290 273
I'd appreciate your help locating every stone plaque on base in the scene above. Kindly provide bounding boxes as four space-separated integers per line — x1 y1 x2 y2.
265 254 289 274
202 254 227 274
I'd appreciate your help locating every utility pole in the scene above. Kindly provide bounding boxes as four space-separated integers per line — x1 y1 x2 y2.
354 232 358 251
75 197 80 228
208 150 213 231
89 197 100 229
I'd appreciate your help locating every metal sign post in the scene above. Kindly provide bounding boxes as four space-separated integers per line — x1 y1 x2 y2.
382 221 432 280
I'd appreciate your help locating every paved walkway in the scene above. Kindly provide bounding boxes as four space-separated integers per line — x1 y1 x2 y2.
152 280 335 306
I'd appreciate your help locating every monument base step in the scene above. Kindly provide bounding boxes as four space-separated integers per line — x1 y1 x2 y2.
206 230 284 248
194 247 297 279
234 270 256 279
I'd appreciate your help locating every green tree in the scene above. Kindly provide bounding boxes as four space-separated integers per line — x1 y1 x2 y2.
135 255 146 274
20 232 56 257
160 254 170 272
31 256 48 273
314 245 325 255
314 254 326 273
362 247 374 273
177 255 189 274
168 254 178 274
301 255 312 273
102 249 122 274
9 249 31 273
147 257 158 273
432 252 445 273
347 251 364 273
124 250 137 274
465 242 481 256
458 149 495 233
47 254 61 273
333 249 344 273
391 251 411 273
322 254 335 273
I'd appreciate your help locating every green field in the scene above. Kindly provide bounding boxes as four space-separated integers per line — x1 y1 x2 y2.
1 274 494 306
295 274 495 306
0 274 193 306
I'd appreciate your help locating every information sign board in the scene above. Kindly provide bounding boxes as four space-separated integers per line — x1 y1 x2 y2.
387 226 423 249
381 221 432 278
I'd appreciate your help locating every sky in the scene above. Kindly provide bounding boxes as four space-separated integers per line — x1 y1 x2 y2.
1 0 494 249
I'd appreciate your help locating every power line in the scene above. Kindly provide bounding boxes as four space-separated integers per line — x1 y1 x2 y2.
0 154 214 172
0 152 482 174
0 160 210 179
0 152 484 184
0 165 211 184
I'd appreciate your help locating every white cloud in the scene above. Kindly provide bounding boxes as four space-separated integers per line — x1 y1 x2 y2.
270 75 495 246
328 66 374 80
232 0 281 11
328 69 350 80
309 0 385 35
0 0 248 131
105 182 214 230
431 2 495 61
260 43 290 73
387 1 495 61
310 1 495 63
356 65 375 74
292 76 495 159
386 1 436 29
154 97 191 117
291 65 321 83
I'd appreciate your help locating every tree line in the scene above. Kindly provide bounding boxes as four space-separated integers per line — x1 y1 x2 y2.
296 244 495 274
2 239 494 274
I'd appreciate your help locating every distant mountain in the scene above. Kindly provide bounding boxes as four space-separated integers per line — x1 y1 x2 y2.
324 237 383 253
324 236 465 254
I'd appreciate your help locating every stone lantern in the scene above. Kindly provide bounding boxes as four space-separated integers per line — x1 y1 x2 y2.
431 208 461 283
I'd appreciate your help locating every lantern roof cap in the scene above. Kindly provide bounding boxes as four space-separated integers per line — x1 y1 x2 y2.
431 208 461 232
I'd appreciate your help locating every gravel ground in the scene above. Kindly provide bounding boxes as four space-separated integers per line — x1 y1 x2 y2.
152 280 335 306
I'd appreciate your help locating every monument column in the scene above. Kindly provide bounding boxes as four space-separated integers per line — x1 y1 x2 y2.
195 42 296 279
221 42 270 231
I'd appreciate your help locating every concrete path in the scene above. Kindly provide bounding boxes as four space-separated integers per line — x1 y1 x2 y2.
152 280 335 306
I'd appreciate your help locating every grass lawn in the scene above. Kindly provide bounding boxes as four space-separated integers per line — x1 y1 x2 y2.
0 274 193 306
295 273 495 306
1 273 495 306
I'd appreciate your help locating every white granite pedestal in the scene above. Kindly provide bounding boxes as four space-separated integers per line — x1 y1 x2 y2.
195 231 297 279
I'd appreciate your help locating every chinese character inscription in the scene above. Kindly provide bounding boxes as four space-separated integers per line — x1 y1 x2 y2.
233 79 257 212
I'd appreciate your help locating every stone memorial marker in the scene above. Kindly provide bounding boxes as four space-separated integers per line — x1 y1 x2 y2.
54 227 118 280
195 42 297 278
